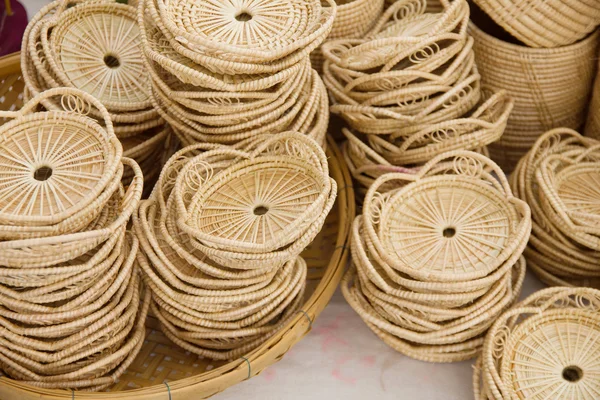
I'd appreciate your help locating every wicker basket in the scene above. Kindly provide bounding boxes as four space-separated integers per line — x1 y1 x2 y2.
586 56 600 140
0 81 354 399
509 128 600 288
469 21 600 172
472 0 600 48
474 287 600 400
310 0 385 72
343 150 531 362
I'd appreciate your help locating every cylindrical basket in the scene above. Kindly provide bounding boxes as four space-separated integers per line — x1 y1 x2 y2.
0 52 355 399
469 22 600 172
586 55 600 140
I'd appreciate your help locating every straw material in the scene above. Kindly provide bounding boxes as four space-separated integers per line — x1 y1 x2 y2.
470 21 600 172
343 150 531 362
310 0 385 72
0 87 147 391
133 132 336 360
474 287 600 399
138 0 332 147
585 56 600 140
21 1 170 191
510 128 600 288
472 0 600 48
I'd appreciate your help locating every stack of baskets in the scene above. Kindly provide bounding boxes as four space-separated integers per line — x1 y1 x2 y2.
21 0 171 191
586 56 600 139
511 128 600 289
474 287 600 400
134 132 337 360
342 150 531 362
322 0 513 193
138 0 335 147
309 0 385 72
469 0 600 172
0 88 148 390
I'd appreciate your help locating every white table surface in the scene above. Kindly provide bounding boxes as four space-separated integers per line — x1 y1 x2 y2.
214 272 546 400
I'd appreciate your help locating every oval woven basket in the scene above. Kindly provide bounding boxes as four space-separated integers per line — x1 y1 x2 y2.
0 52 355 399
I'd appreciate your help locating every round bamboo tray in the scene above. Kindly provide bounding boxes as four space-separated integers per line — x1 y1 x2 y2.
0 52 354 398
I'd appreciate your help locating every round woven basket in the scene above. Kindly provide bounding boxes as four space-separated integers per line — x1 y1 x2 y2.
585 56 600 140
474 287 600 400
0 76 355 399
469 21 600 172
310 0 385 72
472 0 600 48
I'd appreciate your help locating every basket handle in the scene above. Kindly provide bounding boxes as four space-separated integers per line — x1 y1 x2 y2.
0 88 115 137
108 157 144 231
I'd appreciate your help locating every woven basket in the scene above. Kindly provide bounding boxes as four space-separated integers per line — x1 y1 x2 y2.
474 287 600 400
469 21 600 172
472 0 600 48
585 56 600 140
509 128 600 288
0 133 354 399
309 0 385 72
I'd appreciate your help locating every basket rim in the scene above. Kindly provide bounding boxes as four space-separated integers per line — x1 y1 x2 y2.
0 135 355 399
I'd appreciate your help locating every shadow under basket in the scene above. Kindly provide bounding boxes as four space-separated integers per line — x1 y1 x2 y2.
0 52 356 399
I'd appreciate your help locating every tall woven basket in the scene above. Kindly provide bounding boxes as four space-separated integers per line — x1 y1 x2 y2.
586 55 600 140
0 52 355 399
469 22 600 172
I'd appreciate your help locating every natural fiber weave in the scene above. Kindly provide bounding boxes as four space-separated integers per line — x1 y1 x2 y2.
343 150 530 362
474 287 600 400
470 21 600 172
585 56 600 140
472 0 600 48
510 128 600 287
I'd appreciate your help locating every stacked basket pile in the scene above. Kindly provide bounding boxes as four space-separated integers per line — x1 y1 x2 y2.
469 0 600 172
21 0 172 191
321 0 513 193
138 0 335 147
134 132 337 360
309 0 385 72
342 151 531 362
511 128 600 289
474 287 600 400
0 88 148 390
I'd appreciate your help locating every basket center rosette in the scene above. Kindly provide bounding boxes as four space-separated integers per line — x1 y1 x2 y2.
342 150 532 362
0 88 149 391
510 128 600 288
134 132 337 360
474 287 600 400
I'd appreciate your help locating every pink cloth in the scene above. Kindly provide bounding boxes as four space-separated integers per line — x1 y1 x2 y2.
0 0 27 57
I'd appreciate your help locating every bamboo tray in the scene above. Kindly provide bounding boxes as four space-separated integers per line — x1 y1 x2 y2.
0 52 355 399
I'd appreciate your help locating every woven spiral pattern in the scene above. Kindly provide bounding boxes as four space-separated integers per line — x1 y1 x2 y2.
470 21 600 172
342 150 531 363
472 0 600 48
585 56 600 140
22 0 170 192
0 88 148 391
134 132 337 359
474 287 600 400
510 128 600 288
